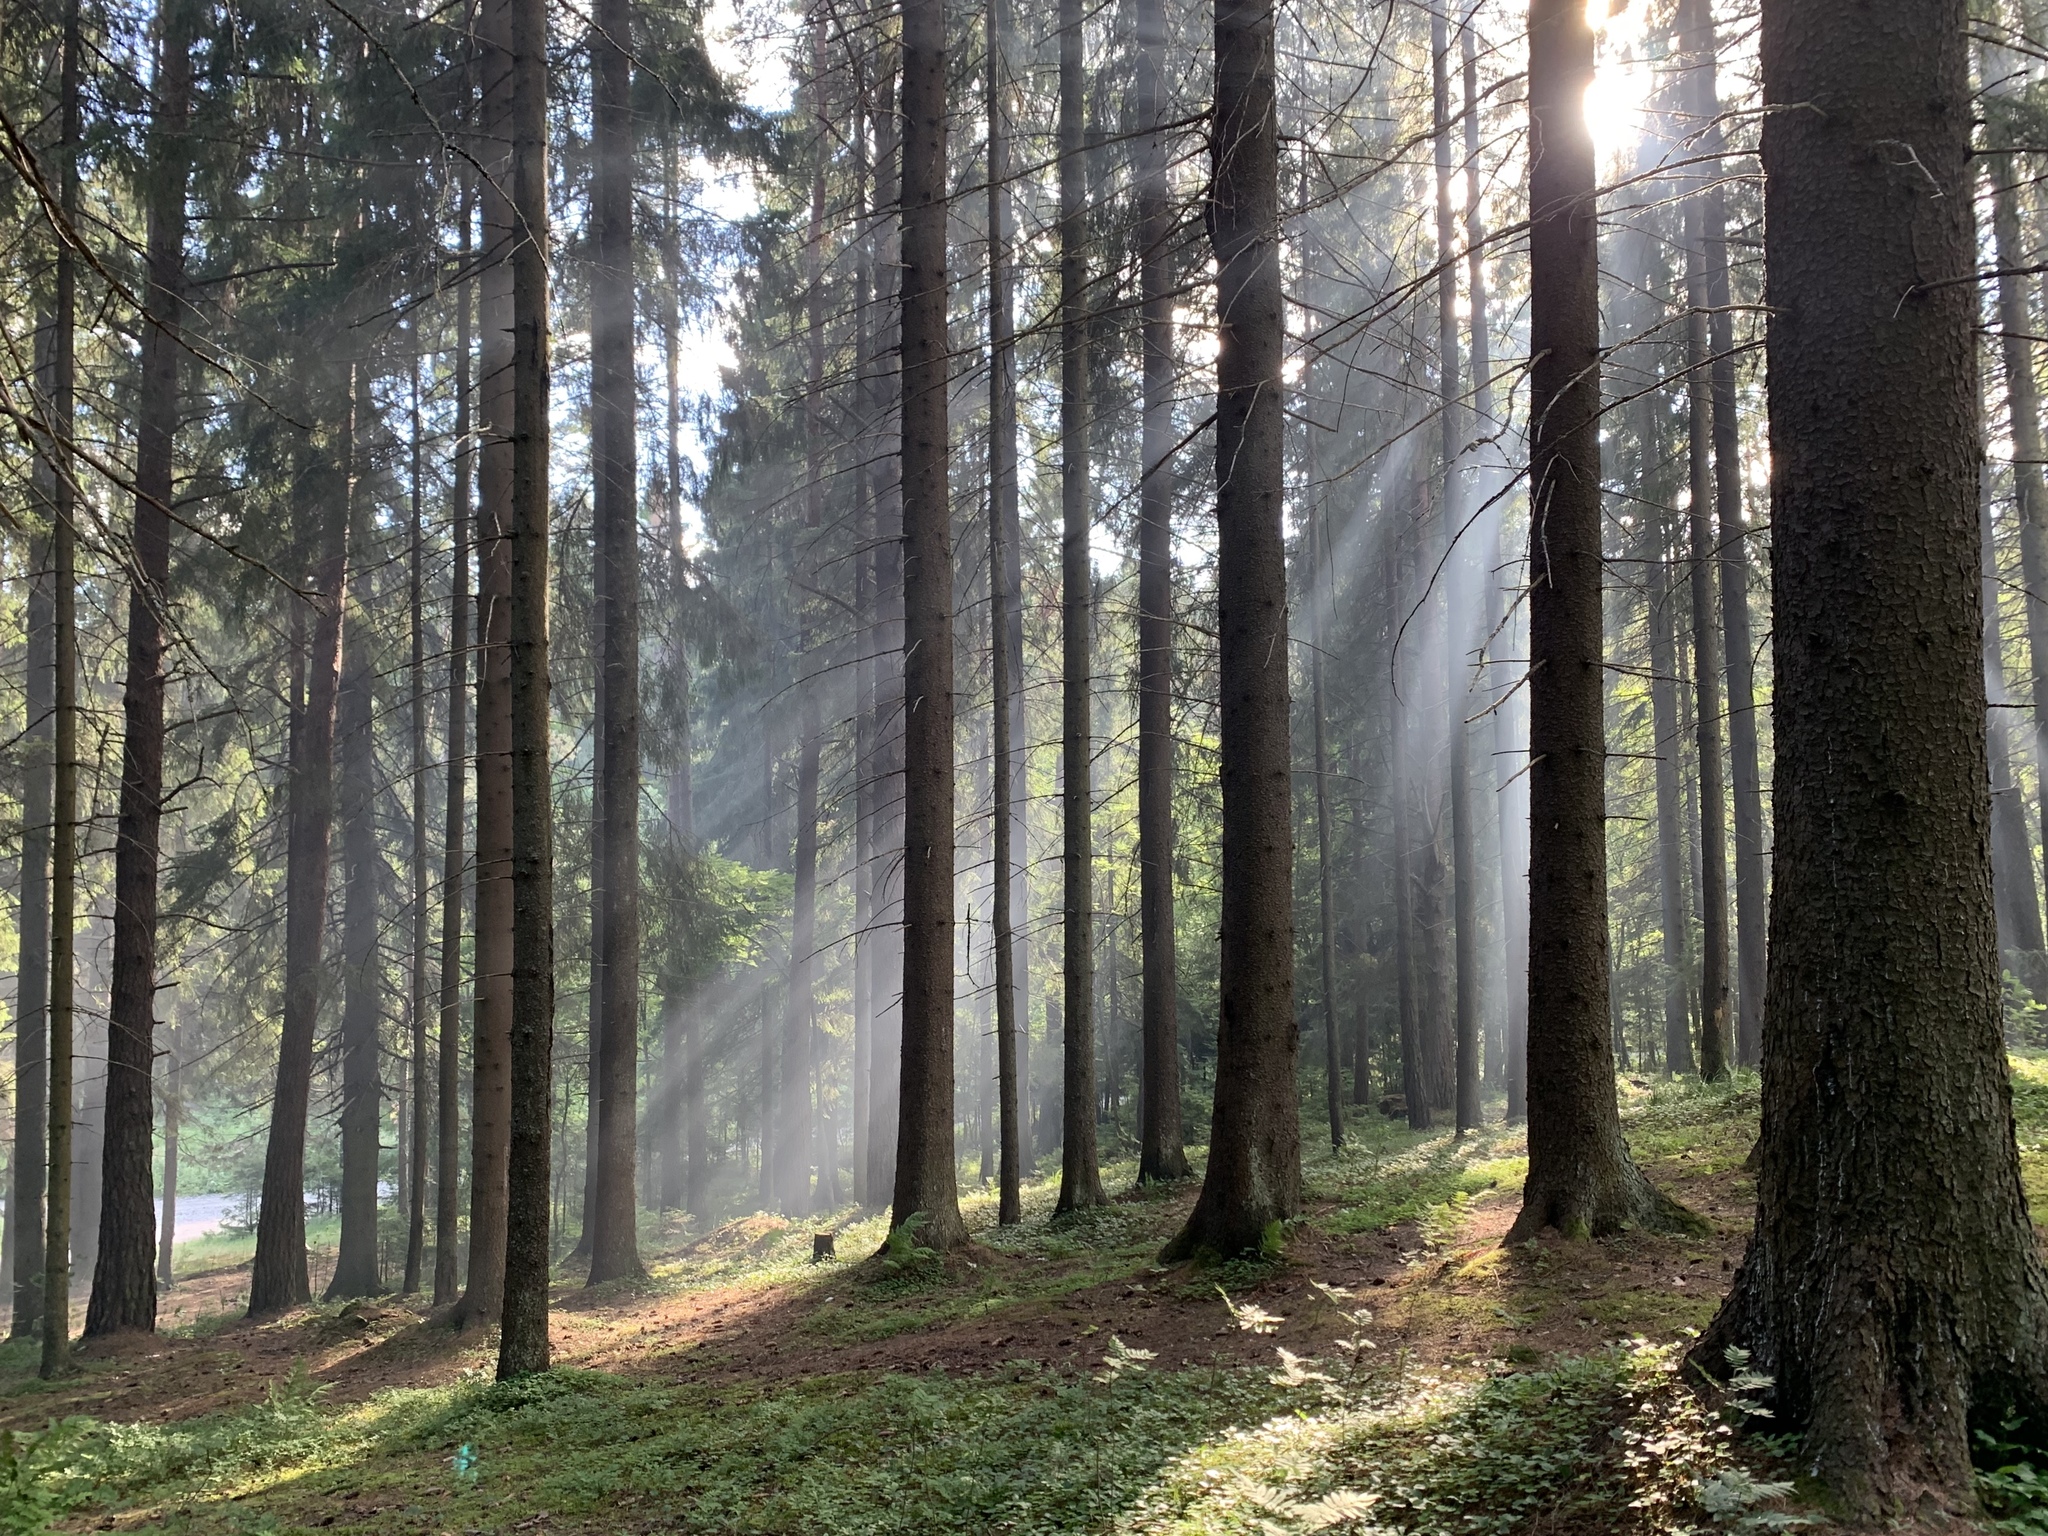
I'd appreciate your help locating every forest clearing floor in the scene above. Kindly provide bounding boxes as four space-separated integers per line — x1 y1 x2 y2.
6 1068 2044 1534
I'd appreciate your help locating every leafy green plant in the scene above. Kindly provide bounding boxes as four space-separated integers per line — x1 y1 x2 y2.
1977 1415 2048 1535
881 1211 939 1274
0 1420 88 1536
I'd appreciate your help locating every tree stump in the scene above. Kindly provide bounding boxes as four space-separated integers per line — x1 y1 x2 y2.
812 1233 836 1263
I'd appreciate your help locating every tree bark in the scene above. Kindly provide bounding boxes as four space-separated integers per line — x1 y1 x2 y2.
1056 0 1105 1215
587 0 642 1286
1161 0 1297 1261
12 513 50 1338
435 208 473 1309
1464 16 1525 1121
249 375 353 1317
326 464 382 1300
1692 0 2048 1510
1681 21 1732 1077
41 0 81 1372
1697 0 1765 1068
1434 4 1478 1134
1647 519 1695 1076
459 0 517 1328
888 0 965 1251
986 0 1024 1223
405 358 432 1295
1509 0 1683 1240
498 0 555 1377
1309 501 1343 1150
1134 0 1187 1184
87 0 193 1337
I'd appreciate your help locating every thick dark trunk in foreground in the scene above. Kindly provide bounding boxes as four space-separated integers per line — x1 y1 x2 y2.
41 0 81 1374
13 523 51 1337
327 554 382 1300
498 0 555 1377
250 381 353 1318
988 0 1024 1223
88 0 193 1336
1693 0 2048 1511
888 0 965 1252
587 0 642 1286
460 0 516 1327
1056 0 1105 1215
1510 0 1682 1241
1161 0 1297 1262
434 239 472 1307
1135 0 1187 1184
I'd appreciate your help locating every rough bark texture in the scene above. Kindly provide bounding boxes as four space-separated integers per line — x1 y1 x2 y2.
1161 0 1298 1262
587 0 642 1286
87 0 192 1336
1510 0 1681 1241
1056 0 1105 1216
41 0 81 1374
1691 0 2048 1512
249 379 352 1318
1135 0 1187 1185
988 0 1026 1223
497 0 554 1377
460 0 516 1328
888 0 965 1252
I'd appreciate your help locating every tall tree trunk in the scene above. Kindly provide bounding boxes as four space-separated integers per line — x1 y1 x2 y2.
41 0 81 1372
1510 0 1682 1240
328 381 382 1301
1693 0 2048 1508
1434 5 1478 1134
888 0 965 1251
1056 0 1105 1214
1695 0 1764 1068
1681 23 1732 1077
587 0 642 1286
1464 16 1525 1120
866 47 906 1219
460 0 517 1328
435 204 473 1308
657 128 690 1218
498 0 555 1377
779 23 828 1219
405 359 431 1295
1161 0 1297 1261
1647 519 1695 1076
87 0 193 1338
1984 459 2043 966
1134 0 1187 1185
1309 501 1343 1150
987 0 1023 1222
12 513 51 1338
249 376 353 1318
1393 529 1427 1131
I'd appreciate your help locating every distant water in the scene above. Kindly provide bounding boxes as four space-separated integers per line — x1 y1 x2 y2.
154 1190 242 1244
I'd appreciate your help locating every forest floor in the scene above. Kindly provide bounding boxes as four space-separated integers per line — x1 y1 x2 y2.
6 1067 2044 1534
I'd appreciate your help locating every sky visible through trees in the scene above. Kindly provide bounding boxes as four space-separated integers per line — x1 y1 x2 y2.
0 0 2042 1523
